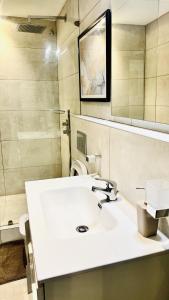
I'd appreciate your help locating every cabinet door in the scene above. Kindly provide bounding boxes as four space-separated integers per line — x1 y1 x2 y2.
25 220 44 300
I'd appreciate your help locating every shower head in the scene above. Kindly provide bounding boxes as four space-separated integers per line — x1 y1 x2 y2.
17 14 67 34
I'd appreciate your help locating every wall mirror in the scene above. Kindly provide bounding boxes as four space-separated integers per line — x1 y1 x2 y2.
78 10 111 102
111 0 169 125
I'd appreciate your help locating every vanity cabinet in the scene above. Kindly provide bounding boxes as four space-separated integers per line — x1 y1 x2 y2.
44 253 169 300
25 219 169 300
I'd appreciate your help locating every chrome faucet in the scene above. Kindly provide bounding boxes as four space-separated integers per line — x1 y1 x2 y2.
92 178 118 208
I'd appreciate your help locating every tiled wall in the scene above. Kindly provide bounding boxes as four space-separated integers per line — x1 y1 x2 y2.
0 18 61 196
145 12 169 124
57 0 169 237
0 18 61 225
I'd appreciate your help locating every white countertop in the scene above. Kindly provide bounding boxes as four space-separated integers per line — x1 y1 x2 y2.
25 176 169 283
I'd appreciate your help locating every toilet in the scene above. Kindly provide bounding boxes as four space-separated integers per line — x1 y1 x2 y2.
70 160 88 176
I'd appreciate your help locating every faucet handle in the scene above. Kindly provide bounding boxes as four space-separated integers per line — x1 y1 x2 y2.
95 178 117 192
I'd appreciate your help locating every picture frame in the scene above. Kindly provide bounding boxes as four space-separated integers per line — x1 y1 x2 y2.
78 9 111 102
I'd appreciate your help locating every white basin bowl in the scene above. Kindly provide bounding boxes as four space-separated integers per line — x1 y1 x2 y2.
26 176 168 282
41 186 116 239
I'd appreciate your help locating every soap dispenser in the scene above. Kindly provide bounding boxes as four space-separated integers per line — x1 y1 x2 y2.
137 200 159 237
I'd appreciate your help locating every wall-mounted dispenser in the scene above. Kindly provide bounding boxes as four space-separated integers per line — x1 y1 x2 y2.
137 179 169 237
137 201 159 237
146 179 169 219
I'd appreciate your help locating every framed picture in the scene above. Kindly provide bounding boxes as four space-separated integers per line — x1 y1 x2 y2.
78 9 111 102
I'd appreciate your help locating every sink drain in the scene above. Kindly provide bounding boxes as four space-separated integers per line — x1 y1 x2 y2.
76 225 89 233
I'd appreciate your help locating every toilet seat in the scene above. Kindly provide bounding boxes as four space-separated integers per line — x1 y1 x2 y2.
70 160 88 176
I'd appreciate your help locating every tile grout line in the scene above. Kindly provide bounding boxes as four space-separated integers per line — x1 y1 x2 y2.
0 134 7 198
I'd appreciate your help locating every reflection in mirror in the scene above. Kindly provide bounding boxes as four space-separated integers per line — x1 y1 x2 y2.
111 0 169 125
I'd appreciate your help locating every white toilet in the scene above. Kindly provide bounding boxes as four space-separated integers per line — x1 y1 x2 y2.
70 160 88 176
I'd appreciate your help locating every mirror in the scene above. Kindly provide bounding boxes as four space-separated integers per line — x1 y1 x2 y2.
111 0 169 125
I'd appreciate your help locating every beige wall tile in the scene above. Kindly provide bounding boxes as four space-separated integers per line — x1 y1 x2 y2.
59 115 73 177
0 171 5 196
112 78 145 109
111 106 129 118
60 116 70 177
71 115 110 178
59 74 80 114
17 111 60 140
2 141 21 169
81 102 111 119
2 139 61 169
156 106 169 124
22 164 62 181
80 0 111 33
0 111 60 141
146 20 158 50
158 11 169 46
157 75 169 106
111 80 129 107
57 0 79 45
145 78 156 106
0 47 58 81
0 112 19 141
128 79 144 106
79 0 101 21
4 164 62 195
61 138 70 177
2 194 27 225
19 138 61 167
0 145 3 170
4 169 23 195
111 0 127 14
109 127 169 205
112 25 145 51
0 80 59 111
157 43 169 76
145 48 157 78
144 106 156 122
112 50 144 80
58 30 79 80
0 196 6 225
129 106 144 120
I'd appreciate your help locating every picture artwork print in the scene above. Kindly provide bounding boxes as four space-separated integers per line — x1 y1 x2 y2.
78 10 111 102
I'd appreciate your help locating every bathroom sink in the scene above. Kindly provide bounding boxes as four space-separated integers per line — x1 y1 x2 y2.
41 186 116 239
25 175 168 283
